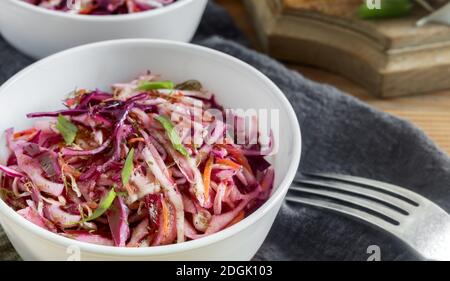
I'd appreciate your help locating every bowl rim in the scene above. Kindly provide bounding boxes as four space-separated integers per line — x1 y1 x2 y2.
5 0 200 21
0 39 302 257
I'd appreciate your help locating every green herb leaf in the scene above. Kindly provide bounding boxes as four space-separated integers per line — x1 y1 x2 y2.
121 148 135 186
137 81 175 91
83 189 116 222
56 114 78 145
154 115 190 157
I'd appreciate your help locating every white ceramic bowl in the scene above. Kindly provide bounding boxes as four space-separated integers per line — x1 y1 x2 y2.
0 0 207 59
0 39 301 261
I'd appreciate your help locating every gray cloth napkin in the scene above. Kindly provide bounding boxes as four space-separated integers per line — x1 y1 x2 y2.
1 1 450 261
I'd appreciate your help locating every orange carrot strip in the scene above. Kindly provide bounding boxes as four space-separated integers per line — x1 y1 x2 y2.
128 137 145 144
59 157 81 178
87 201 98 209
13 128 37 140
65 98 77 107
203 156 214 201
227 211 245 227
161 200 170 235
216 158 242 171
224 146 253 174
79 4 95 15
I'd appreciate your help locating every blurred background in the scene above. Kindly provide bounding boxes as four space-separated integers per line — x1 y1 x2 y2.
217 0 450 155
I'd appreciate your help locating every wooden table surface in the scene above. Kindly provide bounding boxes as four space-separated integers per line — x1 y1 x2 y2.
217 0 450 155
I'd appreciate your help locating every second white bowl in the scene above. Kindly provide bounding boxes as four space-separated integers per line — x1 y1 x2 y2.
0 0 207 59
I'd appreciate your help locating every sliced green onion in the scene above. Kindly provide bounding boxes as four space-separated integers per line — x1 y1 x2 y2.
83 189 116 222
56 114 78 145
137 81 174 91
154 115 190 157
121 148 134 186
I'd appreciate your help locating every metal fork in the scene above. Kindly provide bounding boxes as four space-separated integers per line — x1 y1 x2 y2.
286 173 450 261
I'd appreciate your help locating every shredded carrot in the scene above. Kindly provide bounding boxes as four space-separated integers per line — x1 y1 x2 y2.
161 200 170 235
128 137 145 144
79 5 95 15
87 201 98 209
63 165 81 178
13 128 37 140
216 158 242 171
65 98 77 107
236 155 252 174
59 157 81 178
227 211 245 227
124 183 137 196
203 156 214 201
223 145 253 174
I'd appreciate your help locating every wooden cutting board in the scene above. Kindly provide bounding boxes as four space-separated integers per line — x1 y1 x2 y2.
245 0 450 98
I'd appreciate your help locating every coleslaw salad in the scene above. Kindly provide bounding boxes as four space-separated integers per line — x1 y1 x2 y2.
0 73 275 247
24 0 177 15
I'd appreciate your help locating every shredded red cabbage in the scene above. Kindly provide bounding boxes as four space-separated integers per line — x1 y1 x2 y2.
24 0 177 15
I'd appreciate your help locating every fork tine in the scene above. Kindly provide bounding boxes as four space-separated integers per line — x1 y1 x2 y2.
305 173 422 206
285 195 401 235
296 179 415 214
290 185 406 224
